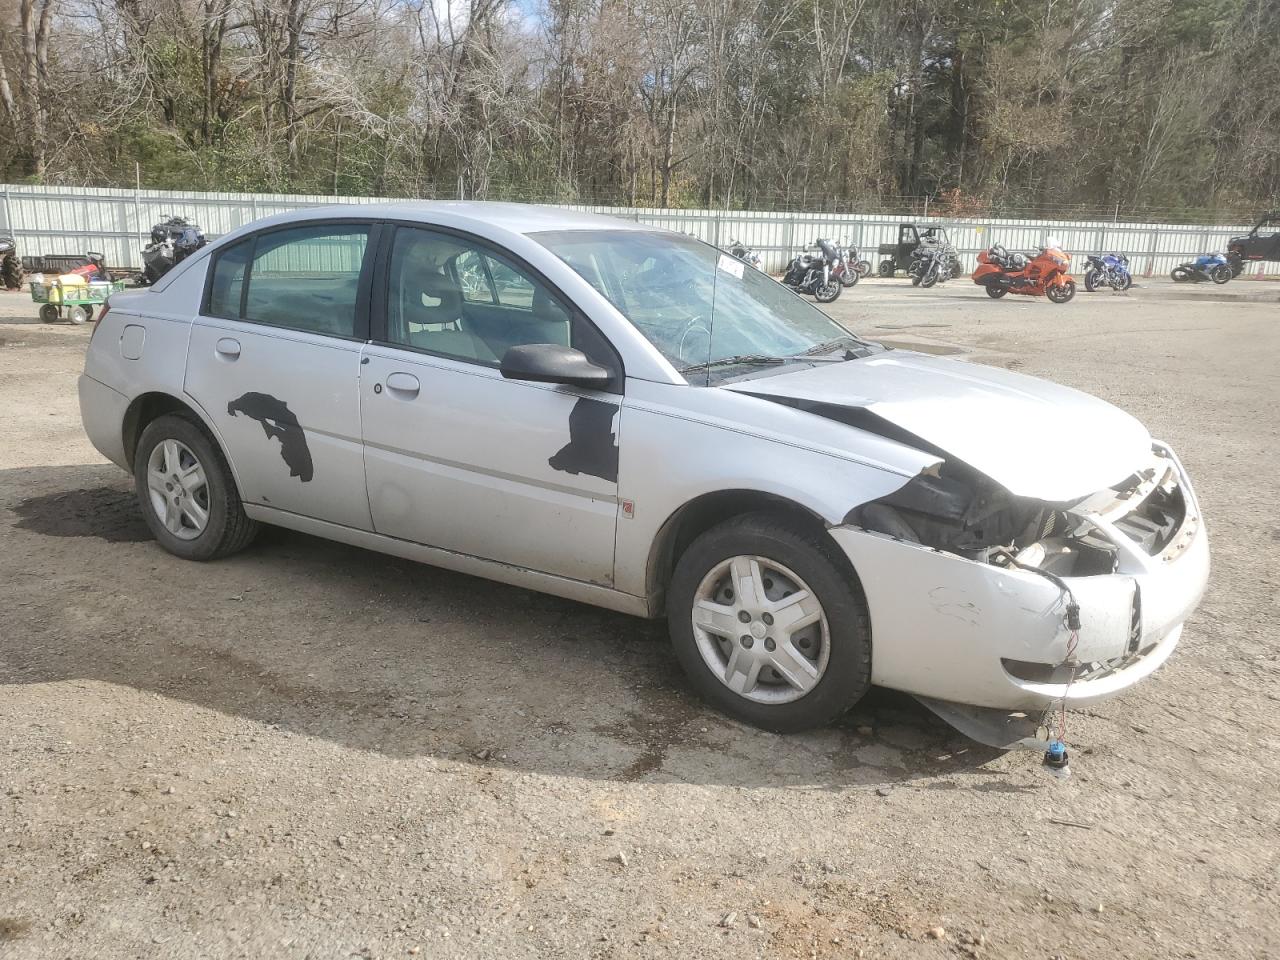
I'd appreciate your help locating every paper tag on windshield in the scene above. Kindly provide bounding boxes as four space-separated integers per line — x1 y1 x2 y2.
717 253 745 280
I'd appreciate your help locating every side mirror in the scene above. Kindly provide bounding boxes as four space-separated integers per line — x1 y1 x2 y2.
500 344 612 389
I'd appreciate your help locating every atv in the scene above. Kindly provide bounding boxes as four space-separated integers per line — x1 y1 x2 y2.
1226 213 1280 277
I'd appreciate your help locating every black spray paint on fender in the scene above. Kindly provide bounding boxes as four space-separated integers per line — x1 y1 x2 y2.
548 397 619 483
227 392 315 482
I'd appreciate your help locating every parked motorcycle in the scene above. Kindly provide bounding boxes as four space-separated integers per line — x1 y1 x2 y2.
140 215 206 286
1083 253 1132 292
909 241 961 288
0 235 25 291
973 240 1076 303
838 239 871 284
781 238 844 302
727 238 762 270
1170 252 1231 284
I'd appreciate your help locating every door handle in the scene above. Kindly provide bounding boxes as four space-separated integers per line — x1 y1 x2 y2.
215 337 241 360
385 372 420 397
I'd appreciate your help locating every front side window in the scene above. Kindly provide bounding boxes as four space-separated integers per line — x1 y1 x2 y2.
383 226 612 370
207 224 369 337
533 229 857 378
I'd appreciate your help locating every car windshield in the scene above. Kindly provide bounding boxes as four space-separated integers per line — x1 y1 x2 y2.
531 229 863 380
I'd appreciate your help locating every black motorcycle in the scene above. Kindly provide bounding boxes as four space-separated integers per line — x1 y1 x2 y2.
908 241 958 288
140 216 207 285
782 239 844 302
0 235 24 291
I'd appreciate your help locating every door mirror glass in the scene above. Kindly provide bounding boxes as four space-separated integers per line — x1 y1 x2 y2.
500 344 611 388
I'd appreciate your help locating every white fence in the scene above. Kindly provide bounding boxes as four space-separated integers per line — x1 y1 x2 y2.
0 183 1265 277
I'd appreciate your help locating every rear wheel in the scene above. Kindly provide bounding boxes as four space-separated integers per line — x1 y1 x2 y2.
133 414 259 561
1228 254 1244 277
856 259 872 278
1046 278 1076 303
667 513 872 732
1 252 25 291
1211 264 1231 284
1170 266 1192 282
985 284 1007 299
1084 270 1098 292
67 304 90 324
878 259 895 278
39 303 60 323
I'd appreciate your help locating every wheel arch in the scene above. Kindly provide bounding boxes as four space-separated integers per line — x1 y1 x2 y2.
644 488 863 614
122 392 241 495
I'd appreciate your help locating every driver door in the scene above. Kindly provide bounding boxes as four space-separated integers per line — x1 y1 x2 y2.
359 225 624 586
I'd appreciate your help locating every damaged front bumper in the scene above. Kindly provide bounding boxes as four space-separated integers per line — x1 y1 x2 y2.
829 441 1209 712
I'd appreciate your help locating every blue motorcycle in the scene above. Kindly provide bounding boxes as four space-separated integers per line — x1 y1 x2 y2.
1083 253 1132 292
1171 252 1232 284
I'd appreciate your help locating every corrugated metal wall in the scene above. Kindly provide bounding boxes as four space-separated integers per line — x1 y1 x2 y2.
0 183 1261 277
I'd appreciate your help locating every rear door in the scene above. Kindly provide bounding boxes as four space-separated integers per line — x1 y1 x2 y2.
185 221 376 530
359 224 622 585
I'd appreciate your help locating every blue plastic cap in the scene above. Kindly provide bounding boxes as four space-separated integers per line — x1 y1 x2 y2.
1047 740 1066 760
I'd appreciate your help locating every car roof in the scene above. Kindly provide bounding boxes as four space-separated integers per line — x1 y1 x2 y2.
256 201 654 237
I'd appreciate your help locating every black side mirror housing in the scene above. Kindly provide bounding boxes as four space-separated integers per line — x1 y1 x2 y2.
500 344 612 389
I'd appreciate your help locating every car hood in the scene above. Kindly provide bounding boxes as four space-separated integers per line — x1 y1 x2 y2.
725 351 1151 502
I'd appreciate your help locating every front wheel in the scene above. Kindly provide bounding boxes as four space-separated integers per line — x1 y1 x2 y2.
839 267 859 287
39 303 60 323
1211 264 1231 284
920 264 940 288
667 513 872 732
1084 270 1098 292
814 278 841 303
1118 272 1133 291
67 304 90 325
1 253 25 291
1046 278 1076 303
133 413 259 561
878 259 895 278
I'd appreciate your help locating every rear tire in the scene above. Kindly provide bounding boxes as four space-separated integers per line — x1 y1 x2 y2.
856 259 872 278
133 413 259 561
1170 267 1191 282
67 305 90 325
1084 270 1098 292
878 259 895 278
1 253 25 291
666 513 872 732
1211 264 1231 284
985 283 1007 299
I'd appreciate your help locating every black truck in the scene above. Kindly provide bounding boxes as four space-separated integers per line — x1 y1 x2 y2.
1227 213 1280 276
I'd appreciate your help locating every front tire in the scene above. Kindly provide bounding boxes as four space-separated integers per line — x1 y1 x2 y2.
1047 278 1076 303
919 263 940 288
878 259 895 278
813 277 841 303
667 513 872 732
1084 270 1098 292
133 413 259 561
839 266 859 287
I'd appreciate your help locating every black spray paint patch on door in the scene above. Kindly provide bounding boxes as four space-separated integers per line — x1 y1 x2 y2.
548 397 619 483
227 392 314 482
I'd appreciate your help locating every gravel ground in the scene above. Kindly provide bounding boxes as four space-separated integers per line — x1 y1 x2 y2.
1 278 1277 960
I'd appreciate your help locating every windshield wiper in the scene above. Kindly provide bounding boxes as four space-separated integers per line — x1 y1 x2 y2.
798 335 873 359
678 354 789 374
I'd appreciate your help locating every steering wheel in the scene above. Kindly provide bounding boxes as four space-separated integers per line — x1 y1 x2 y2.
674 315 713 366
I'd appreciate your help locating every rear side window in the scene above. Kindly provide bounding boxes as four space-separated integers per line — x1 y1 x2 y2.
208 239 251 319
206 224 369 337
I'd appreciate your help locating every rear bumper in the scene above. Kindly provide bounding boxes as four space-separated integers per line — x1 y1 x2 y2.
78 374 130 470
831 442 1209 711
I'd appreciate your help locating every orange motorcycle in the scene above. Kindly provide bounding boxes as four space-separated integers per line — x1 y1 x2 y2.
972 241 1076 303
